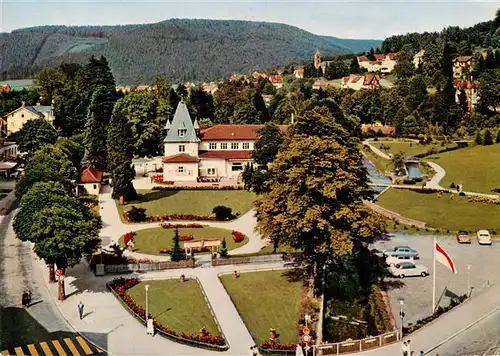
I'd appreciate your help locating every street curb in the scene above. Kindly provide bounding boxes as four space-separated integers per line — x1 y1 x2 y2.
424 303 500 355
32 252 113 356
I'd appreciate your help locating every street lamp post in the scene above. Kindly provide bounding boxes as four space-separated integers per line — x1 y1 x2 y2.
145 284 150 328
399 297 405 339
467 264 471 296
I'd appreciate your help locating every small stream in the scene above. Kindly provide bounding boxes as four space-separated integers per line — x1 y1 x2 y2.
363 159 391 192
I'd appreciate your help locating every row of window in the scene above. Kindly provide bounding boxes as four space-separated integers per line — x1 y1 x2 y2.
208 142 250 150
176 163 243 174
178 143 250 152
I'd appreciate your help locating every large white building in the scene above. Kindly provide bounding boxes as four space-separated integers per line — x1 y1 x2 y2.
357 53 398 73
162 102 286 182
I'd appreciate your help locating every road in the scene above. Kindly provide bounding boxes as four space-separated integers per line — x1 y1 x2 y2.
0 210 103 355
431 306 500 356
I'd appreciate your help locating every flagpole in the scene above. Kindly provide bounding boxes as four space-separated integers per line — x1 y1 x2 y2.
432 236 436 315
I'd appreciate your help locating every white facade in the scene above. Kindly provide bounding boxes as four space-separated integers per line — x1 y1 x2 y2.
5 104 54 135
78 182 101 196
164 142 199 157
164 162 199 181
198 140 254 151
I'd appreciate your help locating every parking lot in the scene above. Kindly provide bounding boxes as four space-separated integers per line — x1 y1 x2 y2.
372 233 500 328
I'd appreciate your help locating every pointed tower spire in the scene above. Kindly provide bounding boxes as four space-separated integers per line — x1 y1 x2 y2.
164 119 171 130
193 118 199 130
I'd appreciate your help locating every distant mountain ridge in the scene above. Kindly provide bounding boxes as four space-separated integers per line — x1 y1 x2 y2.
0 19 380 84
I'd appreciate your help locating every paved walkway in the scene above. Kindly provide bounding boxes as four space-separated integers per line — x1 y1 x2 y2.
98 185 266 260
36 249 284 356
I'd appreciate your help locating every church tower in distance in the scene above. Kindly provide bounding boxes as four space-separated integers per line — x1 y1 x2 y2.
314 49 321 69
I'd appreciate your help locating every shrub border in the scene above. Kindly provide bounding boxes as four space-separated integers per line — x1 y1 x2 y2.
151 186 243 191
107 277 229 351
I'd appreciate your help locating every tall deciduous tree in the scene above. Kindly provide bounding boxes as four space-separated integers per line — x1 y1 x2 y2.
16 118 58 154
107 100 137 201
253 123 285 166
83 85 116 171
255 134 384 287
15 145 76 199
31 204 100 300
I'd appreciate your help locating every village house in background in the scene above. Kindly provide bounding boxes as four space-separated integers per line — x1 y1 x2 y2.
453 56 474 78
4 102 54 135
0 84 12 92
293 67 304 78
341 74 381 90
361 122 396 136
413 49 425 68
161 101 287 182
357 53 398 73
77 167 103 196
312 79 330 90
454 80 479 112
269 74 283 89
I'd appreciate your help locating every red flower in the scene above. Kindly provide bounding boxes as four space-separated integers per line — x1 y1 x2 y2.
232 231 245 242
123 232 135 245
180 235 194 241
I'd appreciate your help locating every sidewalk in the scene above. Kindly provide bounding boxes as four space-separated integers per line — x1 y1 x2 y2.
359 282 500 355
36 249 284 356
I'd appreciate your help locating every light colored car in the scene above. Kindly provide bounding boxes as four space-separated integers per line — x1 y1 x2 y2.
456 231 471 244
383 246 419 259
389 261 429 278
386 255 414 266
477 230 492 245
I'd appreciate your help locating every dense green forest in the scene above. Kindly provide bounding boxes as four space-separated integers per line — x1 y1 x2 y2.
0 19 381 84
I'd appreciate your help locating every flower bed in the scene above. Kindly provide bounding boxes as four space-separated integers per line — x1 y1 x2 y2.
467 195 500 205
123 232 135 245
108 278 227 349
145 214 218 222
259 341 297 351
151 186 243 191
232 230 245 243
180 235 194 241
161 223 204 229
152 174 164 184
404 294 468 334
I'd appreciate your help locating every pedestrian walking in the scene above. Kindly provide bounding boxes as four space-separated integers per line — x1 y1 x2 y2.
401 341 408 356
407 339 412 356
78 301 84 320
418 351 424 356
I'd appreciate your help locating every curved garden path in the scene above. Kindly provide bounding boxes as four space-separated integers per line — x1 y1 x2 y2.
98 185 266 260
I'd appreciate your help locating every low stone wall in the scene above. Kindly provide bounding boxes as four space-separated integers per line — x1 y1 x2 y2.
364 201 427 228
316 331 400 355
0 191 17 215
212 254 284 266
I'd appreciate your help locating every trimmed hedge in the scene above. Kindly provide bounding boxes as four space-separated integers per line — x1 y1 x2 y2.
368 285 392 334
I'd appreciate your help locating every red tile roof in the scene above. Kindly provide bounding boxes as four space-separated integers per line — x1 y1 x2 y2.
79 168 103 183
357 56 369 62
0 84 11 92
199 151 253 160
269 75 282 83
162 153 200 163
363 74 380 86
200 125 288 140
374 54 385 61
454 80 479 89
453 56 473 63
361 124 396 135
369 61 382 65
387 52 398 60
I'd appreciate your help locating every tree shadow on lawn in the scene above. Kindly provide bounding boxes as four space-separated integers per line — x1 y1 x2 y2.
133 190 179 204
282 268 304 283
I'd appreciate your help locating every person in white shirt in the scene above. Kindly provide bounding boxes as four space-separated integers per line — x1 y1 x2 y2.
401 341 408 356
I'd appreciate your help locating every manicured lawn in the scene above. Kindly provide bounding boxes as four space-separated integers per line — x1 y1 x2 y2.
428 143 500 194
117 189 256 221
372 141 457 158
126 279 220 336
119 226 248 255
377 188 500 233
220 270 302 345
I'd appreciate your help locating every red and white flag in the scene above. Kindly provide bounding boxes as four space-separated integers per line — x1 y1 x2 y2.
435 242 457 274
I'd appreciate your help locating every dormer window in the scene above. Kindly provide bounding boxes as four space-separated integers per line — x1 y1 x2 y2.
178 129 187 137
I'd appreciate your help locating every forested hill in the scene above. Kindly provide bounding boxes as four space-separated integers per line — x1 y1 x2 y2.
320 36 382 53
0 19 375 84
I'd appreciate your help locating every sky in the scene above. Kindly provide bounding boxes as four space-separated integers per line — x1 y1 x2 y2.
1 0 499 39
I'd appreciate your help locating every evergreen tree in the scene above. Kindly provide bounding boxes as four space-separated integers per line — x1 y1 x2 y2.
368 48 376 61
171 228 186 262
83 85 115 171
475 130 483 145
219 238 228 258
496 130 500 143
484 129 493 145
350 57 361 74
107 100 137 201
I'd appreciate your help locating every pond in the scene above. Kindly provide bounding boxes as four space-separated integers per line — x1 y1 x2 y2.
406 162 422 179
363 159 391 186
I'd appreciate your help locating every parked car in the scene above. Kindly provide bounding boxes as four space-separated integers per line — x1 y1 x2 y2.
386 255 414 266
383 246 419 259
389 262 429 278
456 231 471 244
477 230 492 245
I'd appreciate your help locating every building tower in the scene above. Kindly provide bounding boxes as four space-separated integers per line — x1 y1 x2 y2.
314 50 321 69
